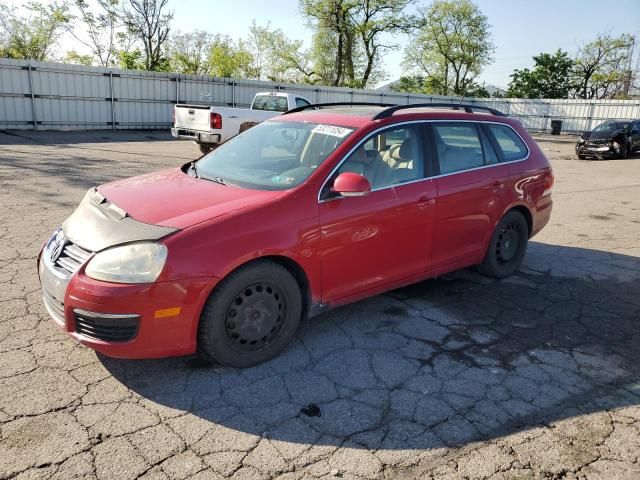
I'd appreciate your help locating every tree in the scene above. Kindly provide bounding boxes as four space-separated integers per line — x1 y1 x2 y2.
120 0 173 71
168 30 213 75
64 50 94 65
402 0 494 96
66 0 120 67
207 35 254 78
244 21 313 82
301 0 358 86
301 0 413 88
351 0 413 88
573 34 636 99
507 49 574 98
0 1 71 61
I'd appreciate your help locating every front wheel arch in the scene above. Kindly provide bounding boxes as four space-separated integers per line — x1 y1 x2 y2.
197 258 305 367
206 255 312 320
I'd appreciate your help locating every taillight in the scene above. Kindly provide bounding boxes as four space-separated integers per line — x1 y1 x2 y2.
543 170 554 196
172 109 175 126
210 112 222 129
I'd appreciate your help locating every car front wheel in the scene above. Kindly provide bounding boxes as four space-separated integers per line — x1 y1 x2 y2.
198 260 302 367
478 211 529 279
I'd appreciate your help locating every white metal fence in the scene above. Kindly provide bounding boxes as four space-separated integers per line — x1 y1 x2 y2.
1 58 639 134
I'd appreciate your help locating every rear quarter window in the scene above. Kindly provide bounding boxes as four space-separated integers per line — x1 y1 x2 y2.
252 95 288 112
488 124 528 161
295 98 310 108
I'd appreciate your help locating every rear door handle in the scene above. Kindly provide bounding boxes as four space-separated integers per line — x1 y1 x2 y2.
417 195 436 208
491 181 504 192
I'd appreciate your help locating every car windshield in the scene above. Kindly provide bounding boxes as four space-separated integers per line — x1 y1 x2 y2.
593 121 628 133
195 121 355 190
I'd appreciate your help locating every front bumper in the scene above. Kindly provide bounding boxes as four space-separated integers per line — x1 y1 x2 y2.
171 127 220 145
576 142 618 158
39 244 218 359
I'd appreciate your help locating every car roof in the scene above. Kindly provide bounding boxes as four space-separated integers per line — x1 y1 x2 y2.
276 107 518 130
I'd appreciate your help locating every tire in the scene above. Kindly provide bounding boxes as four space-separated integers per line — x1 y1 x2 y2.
198 260 302 368
198 144 218 155
478 211 529 279
578 154 586 160
619 141 629 159
239 121 259 133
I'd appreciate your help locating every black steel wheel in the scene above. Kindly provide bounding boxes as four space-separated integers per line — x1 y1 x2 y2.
223 283 287 352
478 211 529 278
198 260 302 367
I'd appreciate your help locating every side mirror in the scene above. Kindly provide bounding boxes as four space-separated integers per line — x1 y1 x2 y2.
332 172 371 197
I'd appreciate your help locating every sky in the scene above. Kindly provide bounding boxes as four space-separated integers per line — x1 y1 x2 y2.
4 0 640 89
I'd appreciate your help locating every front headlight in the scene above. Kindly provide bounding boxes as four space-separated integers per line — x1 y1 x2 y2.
85 242 167 284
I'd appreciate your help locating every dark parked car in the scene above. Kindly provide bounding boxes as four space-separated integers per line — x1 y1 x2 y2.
576 119 640 159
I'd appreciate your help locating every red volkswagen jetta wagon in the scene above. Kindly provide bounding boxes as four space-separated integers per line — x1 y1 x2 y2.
39 103 553 367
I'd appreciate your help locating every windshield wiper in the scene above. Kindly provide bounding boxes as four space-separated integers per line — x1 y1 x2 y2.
210 176 226 185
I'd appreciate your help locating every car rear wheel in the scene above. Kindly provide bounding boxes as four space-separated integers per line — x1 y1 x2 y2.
578 154 586 160
478 211 529 279
198 260 302 367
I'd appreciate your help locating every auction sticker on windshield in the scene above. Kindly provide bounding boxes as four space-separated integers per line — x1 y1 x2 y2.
312 124 353 138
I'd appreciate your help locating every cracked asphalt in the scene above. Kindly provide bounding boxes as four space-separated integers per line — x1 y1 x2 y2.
0 130 639 480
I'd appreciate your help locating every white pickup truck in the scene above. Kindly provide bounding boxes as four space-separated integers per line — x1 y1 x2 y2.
171 91 312 153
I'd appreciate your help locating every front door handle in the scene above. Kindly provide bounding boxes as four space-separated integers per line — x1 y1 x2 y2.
417 195 436 208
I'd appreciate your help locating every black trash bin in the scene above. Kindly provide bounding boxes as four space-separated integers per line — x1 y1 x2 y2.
550 120 562 135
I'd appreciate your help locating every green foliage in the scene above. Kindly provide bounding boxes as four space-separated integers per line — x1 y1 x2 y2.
64 50 93 65
208 36 254 78
168 30 213 75
117 48 144 70
507 49 574 98
402 0 494 96
245 21 313 82
573 34 636 99
391 75 489 97
0 1 72 61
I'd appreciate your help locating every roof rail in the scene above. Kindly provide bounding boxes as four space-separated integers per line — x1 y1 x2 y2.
283 102 396 116
373 102 507 120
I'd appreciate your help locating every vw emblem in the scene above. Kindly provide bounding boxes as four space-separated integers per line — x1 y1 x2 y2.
49 231 65 263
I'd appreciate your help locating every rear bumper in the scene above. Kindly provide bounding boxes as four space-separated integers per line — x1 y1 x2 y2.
39 249 219 359
171 127 221 145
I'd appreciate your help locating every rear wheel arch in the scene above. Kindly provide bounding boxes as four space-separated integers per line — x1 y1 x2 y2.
508 205 532 238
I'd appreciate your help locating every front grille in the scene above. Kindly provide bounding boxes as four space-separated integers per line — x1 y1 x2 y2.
55 243 92 276
586 139 610 146
43 289 65 325
74 310 139 342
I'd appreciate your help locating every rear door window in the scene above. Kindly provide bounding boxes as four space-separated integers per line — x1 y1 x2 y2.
432 123 485 174
487 124 528 161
